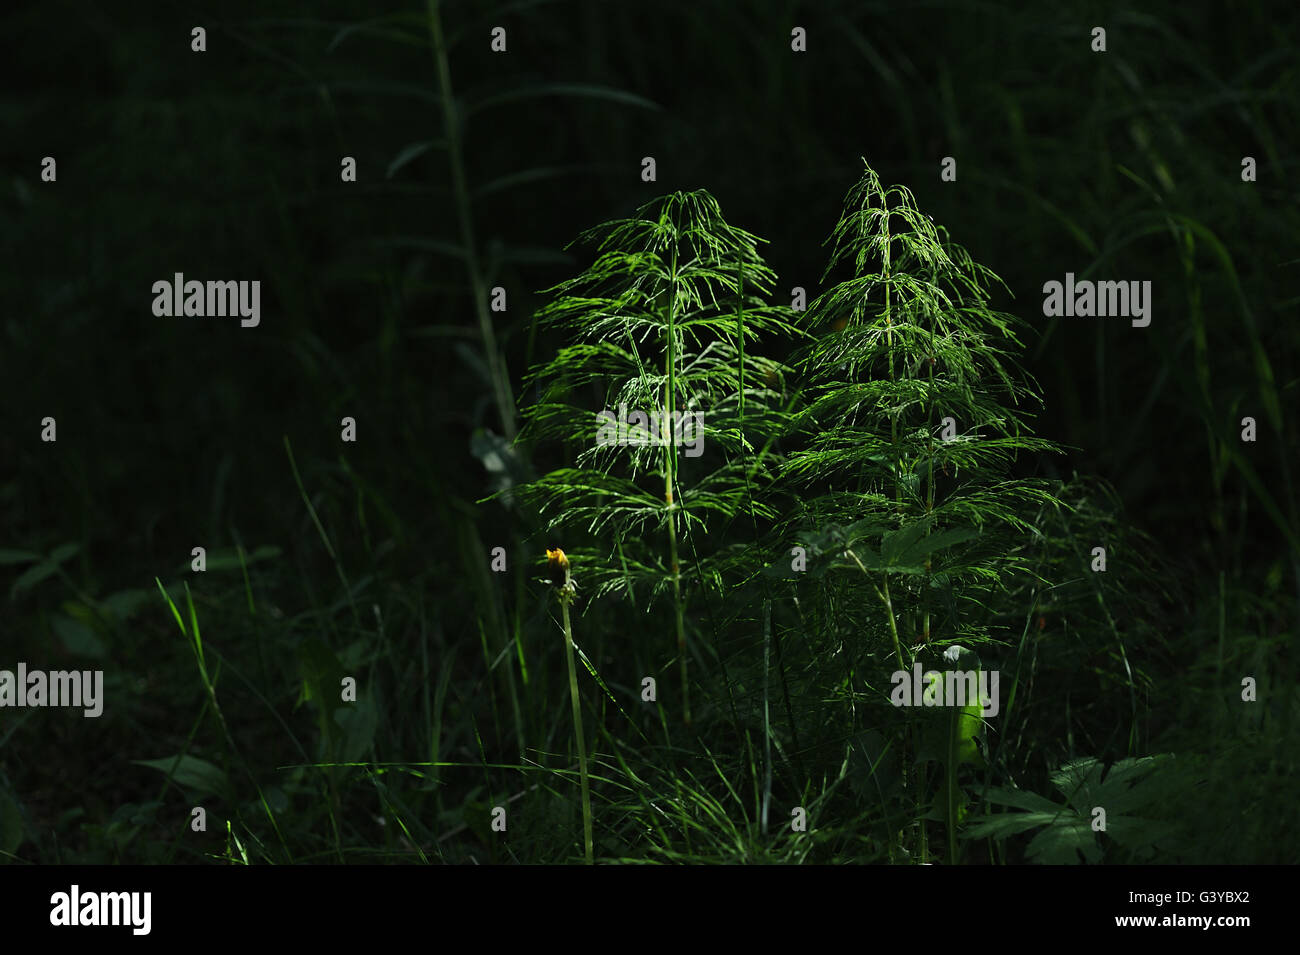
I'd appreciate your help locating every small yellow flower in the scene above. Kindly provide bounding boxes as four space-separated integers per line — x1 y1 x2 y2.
545 548 571 589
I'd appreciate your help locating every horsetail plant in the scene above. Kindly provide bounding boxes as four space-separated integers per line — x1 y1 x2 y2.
778 161 1065 861
517 190 800 728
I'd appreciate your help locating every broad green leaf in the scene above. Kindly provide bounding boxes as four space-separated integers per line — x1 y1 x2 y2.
135 755 231 801
980 786 1063 815
50 613 107 659
1025 818 1100 864
100 588 151 621
954 696 984 765
963 811 1063 840
9 543 79 598
882 521 977 567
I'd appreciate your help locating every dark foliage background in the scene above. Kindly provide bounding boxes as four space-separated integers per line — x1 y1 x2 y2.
1 0 1295 863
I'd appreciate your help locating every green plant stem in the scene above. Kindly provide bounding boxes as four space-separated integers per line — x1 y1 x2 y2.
851 555 924 863
878 577 906 673
667 503 690 728
946 700 960 864
664 247 691 727
848 549 906 673
917 758 929 864
561 594 594 864
427 0 516 442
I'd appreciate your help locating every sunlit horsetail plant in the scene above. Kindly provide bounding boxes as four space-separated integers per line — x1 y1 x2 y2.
775 161 1065 863
516 191 800 729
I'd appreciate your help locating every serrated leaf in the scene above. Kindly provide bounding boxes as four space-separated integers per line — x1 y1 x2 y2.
981 786 1067 815
970 754 1176 861
843 520 891 542
1025 818 1100 864
963 811 1062 840
882 521 976 566
1106 815 1176 848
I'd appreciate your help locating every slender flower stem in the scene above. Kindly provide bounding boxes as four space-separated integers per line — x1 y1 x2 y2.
560 591 593 864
